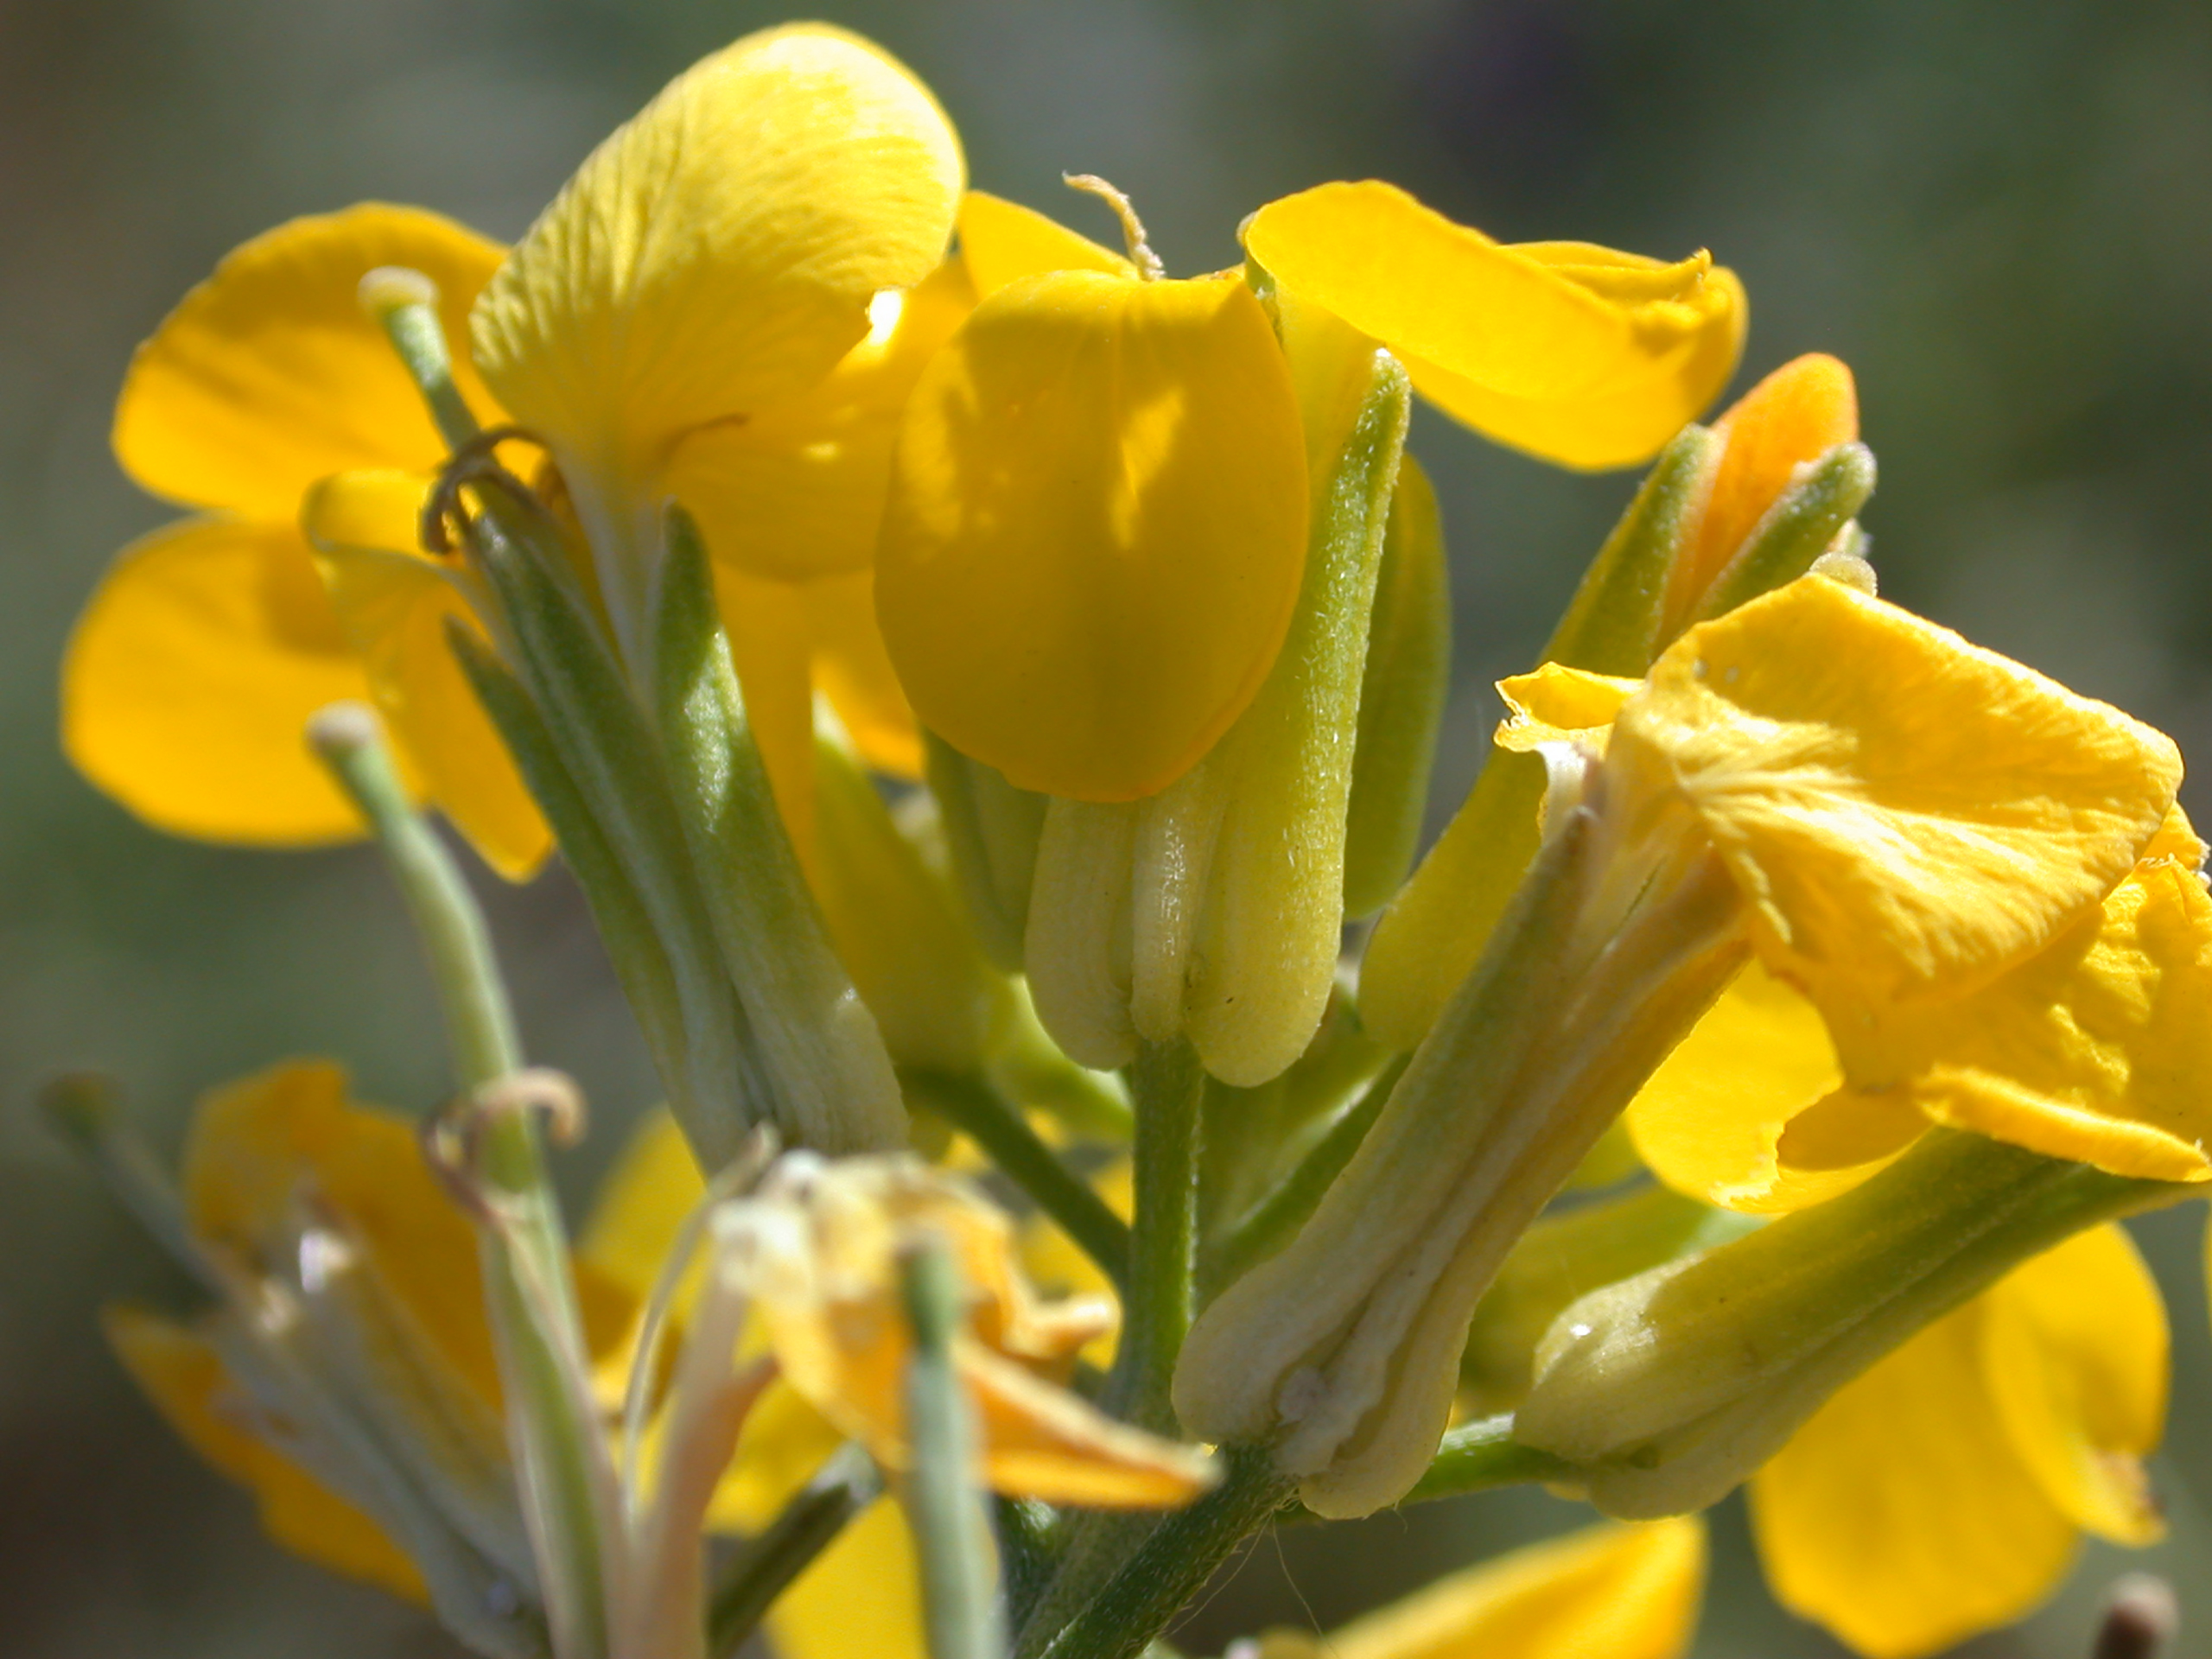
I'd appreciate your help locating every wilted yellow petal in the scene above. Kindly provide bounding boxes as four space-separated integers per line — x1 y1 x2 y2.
105 1305 429 1603
1244 182 1743 469
1751 1300 2077 1659
304 469 552 880
182 1061 504 1406
959 1342 1216 1505
766 1495 929 1659
114 203 504 518
877 270 1309 800
62 516 392 846
470 23 963 476
1020 1160 1130 1371
1981 1224 2168 1546
1861 853 2212 1181
1257 1517 1704 1659
1613 577 2180 1025
668 258 974 584
1492 663 1639 752
957 190 1131 300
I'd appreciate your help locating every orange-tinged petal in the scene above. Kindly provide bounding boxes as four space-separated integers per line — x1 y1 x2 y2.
1255 1517 1704 1659
1245 181 1743 469
957 1341 1215 1506
1675 353 1859 617
114 204 504 519
181 1060 503 1407
957 190 1131 300
765 1495 929 1659
1980 1224 2168 1546
470 24 963 478
105 1305 428 1603
62 516 395 846
669 258 975 584
1613 578 2181 1023
303 470 552 880
1750 1300 2077 1659
801 569 923 779
877 270 1309 801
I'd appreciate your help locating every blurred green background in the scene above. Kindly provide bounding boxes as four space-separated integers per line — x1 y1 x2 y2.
4 1 2210 1655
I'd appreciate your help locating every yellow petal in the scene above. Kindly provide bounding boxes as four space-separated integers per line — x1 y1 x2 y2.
1020 1160 1131 1371
303 469 552 880
1624 961 1923 1212
1671 353 1859 622
115 204 503 518
877 270 1310 801
62 516 391 846
1492 663 1640 752
105 1305 428 1603
707 1378 849 1534
182 1060 503 1406
801 569 924 779
1257 1517 1704 1659
765 1495 929 1659
1614 577 2181 1022
576 1109 706 1303
669 258 975 584
957 190 1132 300
1244 181 1743 469
470 23 963 474
717 563 822 848
1751 1300 2078 1659
1864 854 2212 1180
1981 1224 2168 1545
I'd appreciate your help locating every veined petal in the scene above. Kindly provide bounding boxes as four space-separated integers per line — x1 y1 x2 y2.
105 1306 429 1602
957 190 1132 300
1255 1517 1704 1659
877 270 1310 801
115 204 504 518
1861 849 2212 1181
1493 663 1639 752
1980 1224 2168 1545
470 23 964 474
1612 577 2181 1022
63 516 395 846
303 470 552 880
1244 181 1743 469
1625 961 1921 1212
182 1061 503 1406
765 1495 928 1659
1750 1300 2077 1659
669 258 974 584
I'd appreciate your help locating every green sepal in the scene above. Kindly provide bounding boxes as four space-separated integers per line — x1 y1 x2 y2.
1545 423 1725 674
925 731 1046 974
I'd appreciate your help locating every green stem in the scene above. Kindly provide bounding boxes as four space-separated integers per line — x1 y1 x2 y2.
1113 1040 1204 1436
708 1443 880 1657
1400 1414 1574 1505
905 1069 1130 1294
1028 1445 1290 1659
995 1497 1065 1631
902 1236 1008 1659
359 272 480 451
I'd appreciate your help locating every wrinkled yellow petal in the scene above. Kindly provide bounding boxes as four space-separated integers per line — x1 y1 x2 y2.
1672 353 1859 622
63 516 392 846
471 23 963 474
957 190 1131 300
1256 1517 1704 1659
878 270 1309 801
1492 663 1639 752
1624 961 1923 1212
1865 854 2212 1180
1981 1224 2168 1545
801 569 923 779
669 258 974 584
1614 577 2180 1024
105 1305 428 1603
765 1495 928 1659
1751 1300 2077 1659
304 470 552 880
182 1060 504 1405
114 203 504 518
1244 181 1743 469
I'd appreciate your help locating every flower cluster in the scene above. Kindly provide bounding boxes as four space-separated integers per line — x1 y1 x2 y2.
48 22 2212 1659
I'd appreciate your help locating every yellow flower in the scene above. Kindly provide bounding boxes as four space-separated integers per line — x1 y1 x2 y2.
1751 1223 2167 1658
1243 180 1745 471
61 205 552 877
